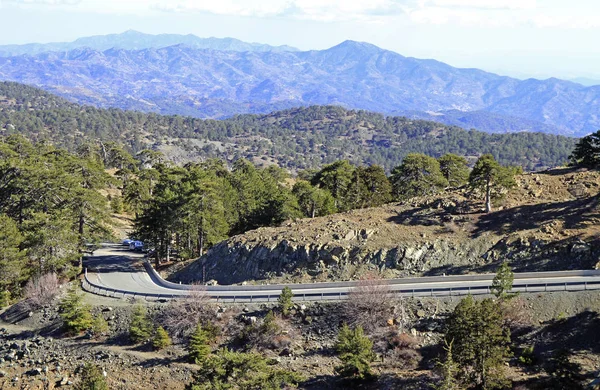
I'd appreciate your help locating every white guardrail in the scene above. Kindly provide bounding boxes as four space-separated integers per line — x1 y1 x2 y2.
81 265 600 303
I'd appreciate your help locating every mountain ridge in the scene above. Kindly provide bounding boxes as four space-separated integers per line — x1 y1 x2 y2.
0 35 598 136
0 30 299 56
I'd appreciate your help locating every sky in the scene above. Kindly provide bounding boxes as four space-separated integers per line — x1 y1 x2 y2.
0 0 599 80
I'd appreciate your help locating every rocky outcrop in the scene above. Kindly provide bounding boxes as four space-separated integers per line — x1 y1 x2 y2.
171 170 600 285
173 231 598 285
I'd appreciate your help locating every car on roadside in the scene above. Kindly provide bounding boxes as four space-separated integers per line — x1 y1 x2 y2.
129 240 144 252
122 238 133 246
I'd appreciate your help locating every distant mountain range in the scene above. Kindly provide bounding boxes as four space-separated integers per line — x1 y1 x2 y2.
0 30 298 56
0 32 598 137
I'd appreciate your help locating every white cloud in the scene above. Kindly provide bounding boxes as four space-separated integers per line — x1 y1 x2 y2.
1 0 599 29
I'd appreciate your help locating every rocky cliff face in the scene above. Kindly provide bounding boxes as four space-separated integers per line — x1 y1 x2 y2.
172 169 600 285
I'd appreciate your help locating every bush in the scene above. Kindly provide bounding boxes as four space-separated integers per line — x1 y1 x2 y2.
91 315 109 337
75 362 108 390
278 287 293 317
0 290 11 309
186 348 303 390
518 345 536 366
344 276 397 334
24 272 59 309
156 286 215 340
129 305 152 344
59 286 93 334
153 326 172 350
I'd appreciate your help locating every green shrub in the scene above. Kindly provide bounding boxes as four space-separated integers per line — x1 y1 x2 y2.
153 326 172 350
129 305 152 344
0 290 11 309
186 348 303 390
91 315 109 337
518 345 537 366
278 287 293 316
59 286 93 333
76 362 108 390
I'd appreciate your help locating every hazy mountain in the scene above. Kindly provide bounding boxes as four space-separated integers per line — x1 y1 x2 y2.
0 39 598 136
570 77 600 87
0 30 298 57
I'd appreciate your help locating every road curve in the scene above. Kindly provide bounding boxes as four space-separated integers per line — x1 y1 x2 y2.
82 244 600 302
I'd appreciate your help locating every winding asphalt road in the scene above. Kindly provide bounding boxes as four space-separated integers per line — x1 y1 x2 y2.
83 244 600 302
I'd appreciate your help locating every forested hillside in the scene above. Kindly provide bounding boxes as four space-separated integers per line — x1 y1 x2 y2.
0 82 576 171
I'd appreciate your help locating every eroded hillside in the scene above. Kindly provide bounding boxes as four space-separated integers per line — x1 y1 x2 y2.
173 168 600 285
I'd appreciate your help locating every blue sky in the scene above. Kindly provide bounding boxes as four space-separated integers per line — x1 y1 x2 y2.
1 0 599 80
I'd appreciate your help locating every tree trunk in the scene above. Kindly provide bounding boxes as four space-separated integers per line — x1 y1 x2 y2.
485 177 492 213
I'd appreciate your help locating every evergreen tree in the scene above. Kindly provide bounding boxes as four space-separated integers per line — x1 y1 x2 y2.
311 160 355 211
437 340 460 390
390 153 448 200
0 214 27 296
59 286 93 333
129 305 152 343
438 153 470 188
490 262 515 300
278 286 294 317
335 324 376 380
469 154 518 213
188 324 213 364
292 181 336 218
569 130 600 167
153 326 172 350
446 296 511 389
76 362 108 390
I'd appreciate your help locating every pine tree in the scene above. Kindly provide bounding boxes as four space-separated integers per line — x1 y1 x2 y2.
292 181 336 218
278 287 294 317
437 339 460 390
491 262 515 300
335 324 376 380
152 326 172 350
446 296 511 389
76 362 108 390
188 324 213 364
59 286 93 334
569 130 600 168
390 153 448 200
0 214 26 297
129 305 152 344
438 154 470 188
469 154 518 213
